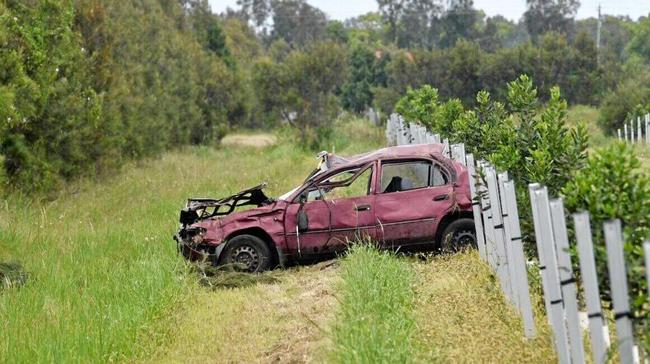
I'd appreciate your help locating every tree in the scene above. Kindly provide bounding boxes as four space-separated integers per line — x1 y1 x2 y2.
627 15 650 64
270 0 328 47
377 0 406 44
439 0 480 48
397 0 443 49
524 0 580 42
341 44 376 112
345 12 384 45
236 0 271 29
252 42 347 147
1 1 102 191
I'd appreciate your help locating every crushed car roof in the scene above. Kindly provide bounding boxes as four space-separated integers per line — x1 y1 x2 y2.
325 143 446 169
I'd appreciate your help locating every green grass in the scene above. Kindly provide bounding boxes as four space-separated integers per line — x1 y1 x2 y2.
331 245 416 363
567 105 609 147
412 251 556 362
0 117 383 362
567 105 649 171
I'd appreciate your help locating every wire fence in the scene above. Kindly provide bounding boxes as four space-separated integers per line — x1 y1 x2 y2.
386 113 650 364
617 113 650 145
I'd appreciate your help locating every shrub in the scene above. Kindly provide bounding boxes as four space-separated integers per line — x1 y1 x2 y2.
598 71 650 133
562 143 650 328
395 85 464 137
395 75 589 254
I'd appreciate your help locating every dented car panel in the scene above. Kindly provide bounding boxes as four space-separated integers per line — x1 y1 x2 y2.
174 143 475 268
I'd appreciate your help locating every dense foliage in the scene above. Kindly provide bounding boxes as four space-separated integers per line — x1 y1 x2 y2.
0 0 246 192
562 144 650 333
1 0 648 193
395 76 589 251
397 78 650 346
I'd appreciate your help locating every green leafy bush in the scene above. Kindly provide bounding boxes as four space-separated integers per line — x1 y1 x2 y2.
396 75 589 254
562 143 650 331
598 71 650 133
395 85 464 137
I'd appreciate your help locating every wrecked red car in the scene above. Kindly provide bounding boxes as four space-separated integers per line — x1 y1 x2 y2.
174 144 476 272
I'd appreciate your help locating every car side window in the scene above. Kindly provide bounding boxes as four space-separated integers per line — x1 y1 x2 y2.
305 167 372 202
432 164 448 187
381 161 430 193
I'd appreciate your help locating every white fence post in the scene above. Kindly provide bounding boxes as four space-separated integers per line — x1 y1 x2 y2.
497 172 518 305
638 116 643 143
503 179 536 338
530 186 571 364
443 138 450 157
549 198 586 364
645 241 650 299
625 123 629 142
618 129 622 141
573 212 609 364
480 162 497 269
603 220 636 364
645 114 650 144
630 119 635 143
486 167 513 302
466 154 487 261
451 144 466 166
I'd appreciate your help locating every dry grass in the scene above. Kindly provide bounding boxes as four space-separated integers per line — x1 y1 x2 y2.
144 261 339 364
221 133 277 148
411 251 557 363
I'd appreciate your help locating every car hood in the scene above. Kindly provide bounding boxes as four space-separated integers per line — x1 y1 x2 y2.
179 184 274 226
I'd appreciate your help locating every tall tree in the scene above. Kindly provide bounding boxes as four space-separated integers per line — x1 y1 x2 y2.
524 0 580 42
377 0 406 44
397 0 443 48
271 0 328 47
440 0 480 48
252 42 347 147
627 15 650 64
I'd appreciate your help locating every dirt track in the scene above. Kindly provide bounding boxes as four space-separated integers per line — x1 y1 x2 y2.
147 261 338 363
221 134 276 148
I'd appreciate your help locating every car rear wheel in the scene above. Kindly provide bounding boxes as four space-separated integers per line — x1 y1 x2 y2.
220 234 272 273
440 218 477 253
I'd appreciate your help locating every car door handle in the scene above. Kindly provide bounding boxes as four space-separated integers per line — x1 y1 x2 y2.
433 194 449 201
355 204 371 211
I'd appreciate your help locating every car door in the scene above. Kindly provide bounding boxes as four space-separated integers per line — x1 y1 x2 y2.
285 197 331 257
374 159 454 247
322 165 376 250
284 164 376 257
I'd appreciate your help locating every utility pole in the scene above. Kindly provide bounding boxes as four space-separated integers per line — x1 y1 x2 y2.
597 4 602 65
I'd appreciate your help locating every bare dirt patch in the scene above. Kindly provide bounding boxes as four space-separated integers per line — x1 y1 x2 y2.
221 134 276 148
146 261 338 363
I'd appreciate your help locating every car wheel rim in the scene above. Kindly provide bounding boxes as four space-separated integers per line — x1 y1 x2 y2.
454 229 476 249
231 245 260 272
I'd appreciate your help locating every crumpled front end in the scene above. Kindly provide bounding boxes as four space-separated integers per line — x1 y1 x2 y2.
173 184 273 262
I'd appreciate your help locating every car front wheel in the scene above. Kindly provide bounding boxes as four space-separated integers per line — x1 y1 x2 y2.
220 234 272 273
439 218 477 253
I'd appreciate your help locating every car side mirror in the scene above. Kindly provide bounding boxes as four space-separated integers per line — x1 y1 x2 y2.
297 209 309 232
298 192 308 204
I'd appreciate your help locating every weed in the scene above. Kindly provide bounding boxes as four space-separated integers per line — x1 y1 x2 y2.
331 244 416 363
0 260 28 290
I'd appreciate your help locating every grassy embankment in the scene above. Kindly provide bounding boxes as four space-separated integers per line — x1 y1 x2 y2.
567 105 650 169
330 245 556 363
0 118 381 362
2 116 558 362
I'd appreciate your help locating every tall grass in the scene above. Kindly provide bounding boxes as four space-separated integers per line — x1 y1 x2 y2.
0 117 384 362
331 245 416 363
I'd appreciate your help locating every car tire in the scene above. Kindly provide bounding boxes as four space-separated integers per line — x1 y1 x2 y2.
439 218 477 253
220 234 273 273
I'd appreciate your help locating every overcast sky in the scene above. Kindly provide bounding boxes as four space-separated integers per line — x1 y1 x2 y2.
208 0 649 22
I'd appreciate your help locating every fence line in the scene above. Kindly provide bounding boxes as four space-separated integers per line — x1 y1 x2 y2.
386 114 649 364
617 113 650 145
